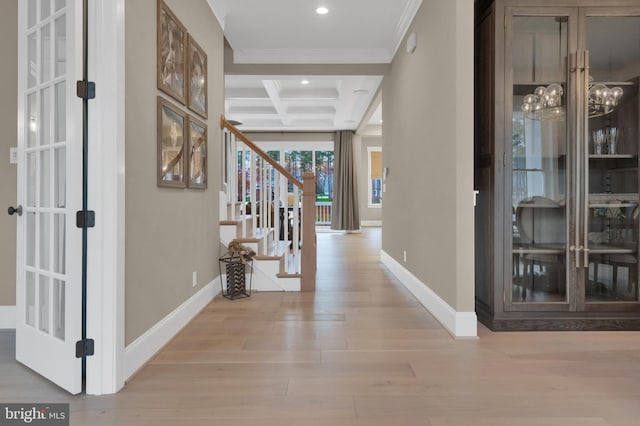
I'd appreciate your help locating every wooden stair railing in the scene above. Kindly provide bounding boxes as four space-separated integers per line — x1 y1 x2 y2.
221 116 316 291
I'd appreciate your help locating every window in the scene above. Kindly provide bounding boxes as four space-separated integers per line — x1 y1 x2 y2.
315 150 334 202
368 147 382 207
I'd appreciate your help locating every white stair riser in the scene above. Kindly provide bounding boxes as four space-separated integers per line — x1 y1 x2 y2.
220 219 300 292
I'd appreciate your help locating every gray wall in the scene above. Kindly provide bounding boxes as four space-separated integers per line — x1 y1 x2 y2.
357 135 383 224
125 0 224 344
0 0 18 307
381 0 474 311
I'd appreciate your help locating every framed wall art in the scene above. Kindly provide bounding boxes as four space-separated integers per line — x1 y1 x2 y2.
186 35 208 119
187 115 207 189
157 97 187 188
157 0 187 104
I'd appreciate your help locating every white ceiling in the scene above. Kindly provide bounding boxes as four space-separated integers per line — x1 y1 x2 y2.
207 0 422 132
207 0 422 64
225 74 383 131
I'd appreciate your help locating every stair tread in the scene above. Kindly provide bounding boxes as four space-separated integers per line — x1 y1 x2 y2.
254 241 290 259
277 272 303 278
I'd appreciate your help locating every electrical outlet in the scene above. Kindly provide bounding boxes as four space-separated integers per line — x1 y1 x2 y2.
10 147 17 164
403 250 407 263
192 271 198 287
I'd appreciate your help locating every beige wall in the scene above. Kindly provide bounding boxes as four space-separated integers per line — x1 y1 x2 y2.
357 135 383 224
381 0 475 311
0 0 18 307
125 0 224 344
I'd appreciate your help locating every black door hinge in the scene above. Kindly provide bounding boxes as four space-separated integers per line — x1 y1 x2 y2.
76 80 96 100
76 210 95 228
76 339 95 358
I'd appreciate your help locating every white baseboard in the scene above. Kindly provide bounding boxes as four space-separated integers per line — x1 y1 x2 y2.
361 220 382 227
0 306 16 329
124 279 219 379
380 251 477 338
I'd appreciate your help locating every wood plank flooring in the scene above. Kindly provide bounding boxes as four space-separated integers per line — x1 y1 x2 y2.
2 228 640 425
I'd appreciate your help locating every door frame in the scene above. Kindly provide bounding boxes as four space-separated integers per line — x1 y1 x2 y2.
84 0 126 395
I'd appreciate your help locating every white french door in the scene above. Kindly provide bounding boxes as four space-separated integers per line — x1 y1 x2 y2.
15 0 83 394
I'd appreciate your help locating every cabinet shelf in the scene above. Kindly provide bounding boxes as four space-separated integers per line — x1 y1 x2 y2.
589 154 635 159
588 245 637 255
589 203 638 208
513 243 565 254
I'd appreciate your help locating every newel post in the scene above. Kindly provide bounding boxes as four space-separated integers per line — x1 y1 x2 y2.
301 172 316 292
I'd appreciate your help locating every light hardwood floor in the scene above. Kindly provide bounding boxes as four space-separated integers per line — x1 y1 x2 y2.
2 228 640 425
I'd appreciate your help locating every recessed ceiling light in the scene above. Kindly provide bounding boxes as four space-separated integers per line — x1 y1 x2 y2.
316 6 329 15
301 80 310 85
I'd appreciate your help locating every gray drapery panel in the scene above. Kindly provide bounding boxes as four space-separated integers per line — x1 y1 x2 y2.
331 130 360 230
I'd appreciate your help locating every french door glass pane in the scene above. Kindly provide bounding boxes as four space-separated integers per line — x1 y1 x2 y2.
27 32 37 89
54 214 65 274
55 17 66 77
40 149 51 207
55 82 66 142
26 272 36 327
27 93 37 147
511 16 568 303
41 87 51 146
39 275 50 333
39 213 50 270
55 147 66 207
41 0 51 20
585 16 640 302
28 0 37 29
41 23 51 83
55 0 66 12
26 212 36 267
53 280 65 340
26 152 37 206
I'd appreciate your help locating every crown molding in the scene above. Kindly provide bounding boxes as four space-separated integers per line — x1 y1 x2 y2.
233 48 393 65
391 0 423 60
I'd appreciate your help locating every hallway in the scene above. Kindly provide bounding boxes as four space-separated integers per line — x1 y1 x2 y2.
2 228 640 425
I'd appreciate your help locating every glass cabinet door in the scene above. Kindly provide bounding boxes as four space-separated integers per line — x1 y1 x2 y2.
584 16 640 303
510 15 569 304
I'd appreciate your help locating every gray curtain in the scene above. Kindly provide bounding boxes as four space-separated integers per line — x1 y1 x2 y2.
331 130 360 231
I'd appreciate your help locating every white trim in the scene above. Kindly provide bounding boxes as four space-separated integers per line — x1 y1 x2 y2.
0 307 16 329
124 280 220 380
233 47 393 65
380 250 477 338
391 0 423 60
361 220 382 227
206 0 227 31
84 0 126 395
253 141 334 151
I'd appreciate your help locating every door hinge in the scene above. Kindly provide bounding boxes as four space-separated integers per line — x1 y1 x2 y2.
76 80 96 100
76 210 95 228
76 338 95 358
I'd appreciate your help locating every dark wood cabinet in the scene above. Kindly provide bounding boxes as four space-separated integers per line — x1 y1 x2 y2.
475 0 640 330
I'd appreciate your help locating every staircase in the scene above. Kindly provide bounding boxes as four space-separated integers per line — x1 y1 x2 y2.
219 117 316 292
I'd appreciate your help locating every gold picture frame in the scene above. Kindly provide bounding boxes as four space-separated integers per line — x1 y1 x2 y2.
157 0 187 104
186 115 207 189
186 35 208 119
157 97 187 188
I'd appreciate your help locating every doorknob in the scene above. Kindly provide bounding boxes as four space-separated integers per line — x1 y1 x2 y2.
8 205 23 216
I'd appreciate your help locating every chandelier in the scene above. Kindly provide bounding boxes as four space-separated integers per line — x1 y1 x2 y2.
588 81 623 118
521 80 623 120
521 83 564 120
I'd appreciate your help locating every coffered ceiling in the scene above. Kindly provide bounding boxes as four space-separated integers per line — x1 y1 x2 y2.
207 0 422 131
224 74 383 132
